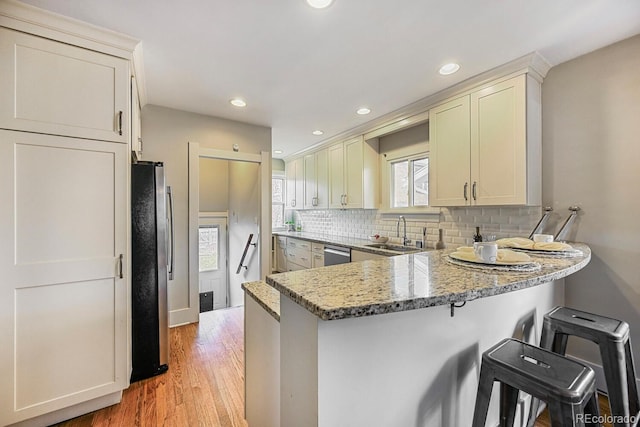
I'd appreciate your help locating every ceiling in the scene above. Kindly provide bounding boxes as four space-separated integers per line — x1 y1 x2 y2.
18 0 640 158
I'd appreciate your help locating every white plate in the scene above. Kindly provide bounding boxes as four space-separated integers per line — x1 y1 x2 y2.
449 252 535 266
510 247 583 257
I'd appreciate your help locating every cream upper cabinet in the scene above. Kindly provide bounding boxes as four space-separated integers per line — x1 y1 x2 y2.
303 149 328 209
328 136 379 209
0 130 128 426
0 27 129 143
285 157 304 209
428 96 471 206
429 74 541 206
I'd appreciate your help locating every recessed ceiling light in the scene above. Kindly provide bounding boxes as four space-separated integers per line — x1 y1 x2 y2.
312 130 324 136
274 149 283 155
306 0 333 9
356 107 371 115
230 98 247 107
439 63 460 75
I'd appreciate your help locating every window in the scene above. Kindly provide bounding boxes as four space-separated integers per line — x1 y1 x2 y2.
391 155 429 208
272 176 285 228
199 226 219 272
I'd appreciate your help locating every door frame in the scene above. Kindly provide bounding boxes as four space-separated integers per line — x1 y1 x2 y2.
186 142 271 324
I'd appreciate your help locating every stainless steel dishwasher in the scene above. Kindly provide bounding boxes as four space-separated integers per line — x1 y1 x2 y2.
323 244 351 266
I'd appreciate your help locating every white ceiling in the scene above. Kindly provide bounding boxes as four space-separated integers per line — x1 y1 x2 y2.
18 0 640 158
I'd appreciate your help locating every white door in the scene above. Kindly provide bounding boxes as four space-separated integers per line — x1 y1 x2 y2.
198 216 228 310
0 130 127 425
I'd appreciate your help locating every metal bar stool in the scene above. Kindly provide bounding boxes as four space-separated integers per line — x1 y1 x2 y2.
472 338 600 427
528 306 640 427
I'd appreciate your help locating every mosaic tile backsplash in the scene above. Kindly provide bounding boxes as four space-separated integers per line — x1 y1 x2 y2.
286 206 542 249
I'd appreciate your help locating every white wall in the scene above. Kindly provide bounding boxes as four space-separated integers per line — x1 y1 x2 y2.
228 161 261 307
199 158 229 212
542 34 640 365
141 105 270 325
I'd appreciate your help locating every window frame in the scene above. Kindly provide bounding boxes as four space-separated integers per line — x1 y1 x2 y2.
272 172 286 230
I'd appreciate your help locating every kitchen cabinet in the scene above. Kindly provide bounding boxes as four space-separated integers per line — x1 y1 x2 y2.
275 236 288 273
303 149 328 209
311 242 324 268
285 157 304 209
328 136 379 209
429 74 541 206
286 238 311 270
0 27 129 144
0 10 135 426
0 130 128 425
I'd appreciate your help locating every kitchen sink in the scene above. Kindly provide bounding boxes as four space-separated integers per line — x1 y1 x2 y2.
364 243 420 253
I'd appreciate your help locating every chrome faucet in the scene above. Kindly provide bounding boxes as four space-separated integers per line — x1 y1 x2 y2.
396 215 410 246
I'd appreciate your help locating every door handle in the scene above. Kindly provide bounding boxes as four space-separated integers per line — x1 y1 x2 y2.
117 111 123 136
472 181 477 201
463 182 468 201
167 186 175 280
118 254 123 279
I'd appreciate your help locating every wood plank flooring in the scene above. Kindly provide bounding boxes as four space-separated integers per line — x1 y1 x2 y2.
54 307 247 427
53 306 612 426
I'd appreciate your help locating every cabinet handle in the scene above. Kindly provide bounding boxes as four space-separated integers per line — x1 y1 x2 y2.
472 181 477 201
118 254 123 279
314 255 322 259
118 111 123 136
292 199 296 207
463 182 468 201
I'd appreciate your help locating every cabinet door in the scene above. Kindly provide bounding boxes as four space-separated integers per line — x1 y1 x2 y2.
429 96 471 206
285 158 302 209
315 149 329 209
312 252 324 268
471 75 527 205
0 28 129 143
344 137 364 209
328 143 345 208
303 153 317 209
0 130 128 425
276 238 287 272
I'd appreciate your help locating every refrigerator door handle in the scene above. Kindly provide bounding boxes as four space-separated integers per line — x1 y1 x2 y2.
167 186 175 280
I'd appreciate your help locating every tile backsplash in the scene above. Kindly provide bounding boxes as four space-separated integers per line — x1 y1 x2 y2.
287 206 542 249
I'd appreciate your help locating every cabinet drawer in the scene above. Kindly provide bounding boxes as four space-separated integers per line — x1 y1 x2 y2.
287 261 307 272
311 242 324 253
286 247 311 269
0 28 129 143
287 238 311 251
312 252 324 268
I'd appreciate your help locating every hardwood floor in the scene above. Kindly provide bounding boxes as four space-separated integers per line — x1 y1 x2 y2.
54 307 247 427
53 306 613 426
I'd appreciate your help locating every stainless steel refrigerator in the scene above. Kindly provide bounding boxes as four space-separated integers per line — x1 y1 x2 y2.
131 161 174 382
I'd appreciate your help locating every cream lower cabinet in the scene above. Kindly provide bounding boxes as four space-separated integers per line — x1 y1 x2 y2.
275 236 288 272
311 243 324 268
0 130 128 426
328 136 379 209
429 74 541 206
0 27 129 144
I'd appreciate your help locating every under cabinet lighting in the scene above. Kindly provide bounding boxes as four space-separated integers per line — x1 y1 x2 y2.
439 63 460 75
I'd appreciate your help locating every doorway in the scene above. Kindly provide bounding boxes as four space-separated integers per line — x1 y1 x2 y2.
198 215 228 312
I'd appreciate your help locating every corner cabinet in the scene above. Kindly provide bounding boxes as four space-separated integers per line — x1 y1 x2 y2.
429 74 541 206
0 12 135 427
328 136 379 209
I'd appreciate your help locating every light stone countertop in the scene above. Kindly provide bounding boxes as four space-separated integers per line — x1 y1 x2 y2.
265 243 591 321
241 281 280 322
273 231 426 255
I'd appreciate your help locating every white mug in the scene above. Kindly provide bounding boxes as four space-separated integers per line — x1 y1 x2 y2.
533 233 554 243
474 242 498 263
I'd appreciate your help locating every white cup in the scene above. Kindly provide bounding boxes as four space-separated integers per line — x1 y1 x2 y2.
533 233 554 243
474 242 498 263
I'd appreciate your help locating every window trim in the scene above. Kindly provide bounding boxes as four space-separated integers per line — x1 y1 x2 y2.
379 146 440 215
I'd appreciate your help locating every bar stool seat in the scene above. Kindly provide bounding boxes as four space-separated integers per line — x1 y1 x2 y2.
528 306 640 427
473 338 599 427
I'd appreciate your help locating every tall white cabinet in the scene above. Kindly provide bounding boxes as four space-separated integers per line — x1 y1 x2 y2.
0 5 139 426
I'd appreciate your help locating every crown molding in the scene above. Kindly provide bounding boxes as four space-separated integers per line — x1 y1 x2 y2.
284 51 551 162
0 0 140 59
